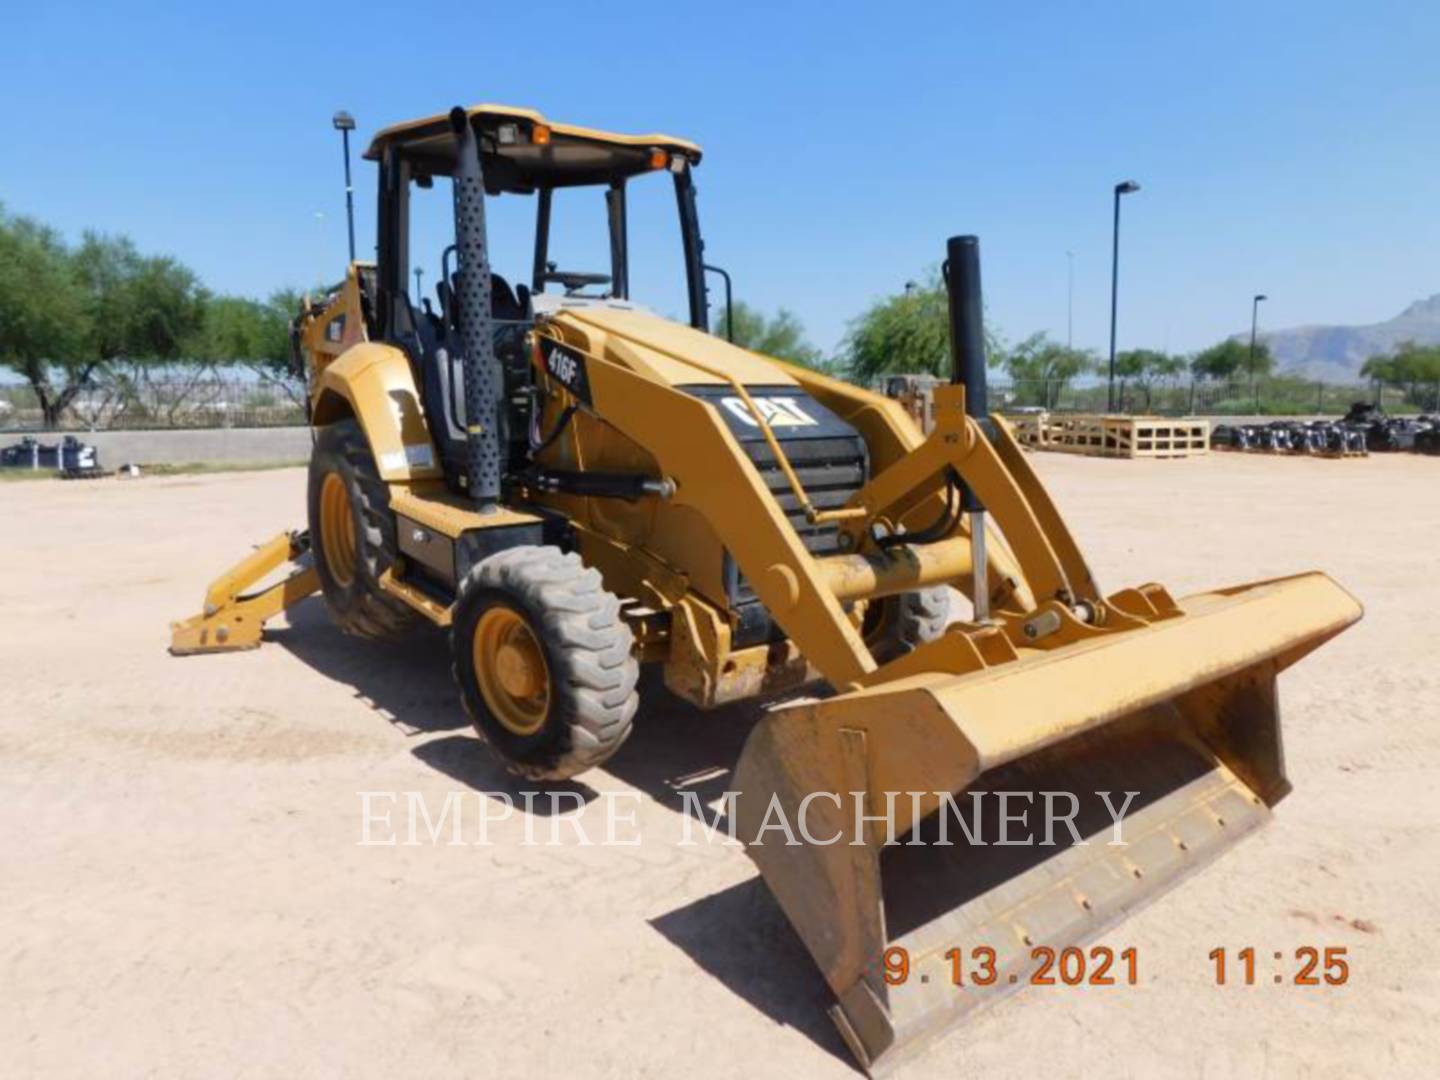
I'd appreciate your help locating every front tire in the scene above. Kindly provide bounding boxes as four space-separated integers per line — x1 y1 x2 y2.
451 546 639 781
307 418 418 639
863 587 952 662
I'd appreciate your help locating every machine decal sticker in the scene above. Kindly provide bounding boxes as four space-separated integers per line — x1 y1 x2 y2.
720 396 819 429
403 443 434 468
538 338 593 405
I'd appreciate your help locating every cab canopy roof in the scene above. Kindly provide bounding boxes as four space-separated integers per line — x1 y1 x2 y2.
364 103 702 193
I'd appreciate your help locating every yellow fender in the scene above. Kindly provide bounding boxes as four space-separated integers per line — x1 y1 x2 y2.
312 342 443 482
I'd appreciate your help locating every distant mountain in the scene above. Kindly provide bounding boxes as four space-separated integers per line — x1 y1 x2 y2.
1244 294 1440 382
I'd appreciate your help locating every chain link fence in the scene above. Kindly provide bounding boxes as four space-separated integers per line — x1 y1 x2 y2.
0 371 307 432
6 370 1439 433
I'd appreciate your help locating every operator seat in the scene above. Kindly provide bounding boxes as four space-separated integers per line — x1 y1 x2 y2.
420 271 535 492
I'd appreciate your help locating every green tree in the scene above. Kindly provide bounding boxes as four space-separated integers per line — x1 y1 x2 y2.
0 208 95 427
73 232 209 367
840 271 1006 382
211 289 306 406
1114 348 1186 411
75 233 211 428
1362 340 1440 408
196 292 295 367
1000 332 1095 407
713 300 824 368
1396 341 1440 386
0 210 210 428
1359 354 1397 384
1191 338 1273 384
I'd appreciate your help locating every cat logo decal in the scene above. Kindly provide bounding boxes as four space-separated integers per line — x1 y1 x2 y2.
719 396 819 428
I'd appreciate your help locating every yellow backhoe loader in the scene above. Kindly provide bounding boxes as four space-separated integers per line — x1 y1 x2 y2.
172 104 1361 1074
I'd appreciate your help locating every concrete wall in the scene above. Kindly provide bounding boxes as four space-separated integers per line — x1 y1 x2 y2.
3 426 312 467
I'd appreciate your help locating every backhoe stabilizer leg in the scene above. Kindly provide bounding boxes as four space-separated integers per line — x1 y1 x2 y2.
169 531 319 654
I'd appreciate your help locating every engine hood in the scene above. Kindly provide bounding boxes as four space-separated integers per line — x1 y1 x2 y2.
547 302 801 389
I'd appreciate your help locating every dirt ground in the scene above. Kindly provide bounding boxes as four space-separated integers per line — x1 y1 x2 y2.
3 452 1437 1079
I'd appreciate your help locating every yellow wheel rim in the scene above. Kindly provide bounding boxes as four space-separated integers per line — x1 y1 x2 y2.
319 471 358 587
473 606 551 736
860 596 894 646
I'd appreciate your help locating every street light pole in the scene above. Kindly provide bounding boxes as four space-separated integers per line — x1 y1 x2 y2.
1250 293 1267 412
1107 180 1141 412
332 110 357 264
414 266 425 305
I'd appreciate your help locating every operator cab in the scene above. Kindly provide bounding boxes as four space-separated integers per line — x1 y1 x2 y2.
363 105 708 493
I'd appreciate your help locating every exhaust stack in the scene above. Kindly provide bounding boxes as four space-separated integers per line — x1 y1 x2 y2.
944 235 990 620
449 107 503 511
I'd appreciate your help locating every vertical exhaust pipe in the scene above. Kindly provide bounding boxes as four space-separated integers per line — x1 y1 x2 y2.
449 107 502 512
944 235 990 620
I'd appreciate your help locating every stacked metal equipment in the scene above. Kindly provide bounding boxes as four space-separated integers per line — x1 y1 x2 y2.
0 435 108 477
1211 419 1367 457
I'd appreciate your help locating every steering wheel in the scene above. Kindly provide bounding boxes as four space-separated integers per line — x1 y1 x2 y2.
542 267 612 296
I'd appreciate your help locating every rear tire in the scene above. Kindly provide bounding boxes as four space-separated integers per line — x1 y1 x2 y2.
863 587 952 662
451 546 639 781
307 418 418 639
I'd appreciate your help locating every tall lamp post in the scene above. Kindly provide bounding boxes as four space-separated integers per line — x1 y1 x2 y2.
414 266 425 305
1250 293 1268 411
1107 180 1141 412
332 110 357 264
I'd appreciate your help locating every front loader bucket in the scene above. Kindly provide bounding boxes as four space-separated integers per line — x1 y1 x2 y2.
731 571 1360 1075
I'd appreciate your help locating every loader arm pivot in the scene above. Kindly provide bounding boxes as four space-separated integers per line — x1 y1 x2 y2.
835 383 1097 608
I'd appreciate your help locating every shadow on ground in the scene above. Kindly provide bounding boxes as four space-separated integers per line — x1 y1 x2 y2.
649 876 857 1070
270 599 461 734
273 604 780 818
270 600 849 1061
600 669 763 816
270 599 595 810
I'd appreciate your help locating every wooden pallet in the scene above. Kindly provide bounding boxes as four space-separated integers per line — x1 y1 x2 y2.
1004 411 1063 448
1010 413 1210 458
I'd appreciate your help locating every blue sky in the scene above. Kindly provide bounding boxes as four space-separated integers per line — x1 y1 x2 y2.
3 1 1436 359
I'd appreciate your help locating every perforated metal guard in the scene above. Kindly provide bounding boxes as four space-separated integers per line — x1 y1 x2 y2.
451 116 502 507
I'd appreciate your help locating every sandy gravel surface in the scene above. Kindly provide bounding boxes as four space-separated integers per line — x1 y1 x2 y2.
2 452 1436 1078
